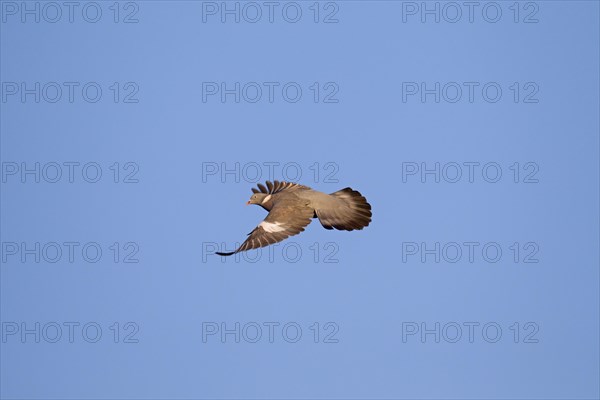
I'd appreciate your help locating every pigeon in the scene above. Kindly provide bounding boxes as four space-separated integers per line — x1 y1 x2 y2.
217 180 372 256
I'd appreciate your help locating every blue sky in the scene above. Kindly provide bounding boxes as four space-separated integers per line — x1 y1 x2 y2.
1 1 599 399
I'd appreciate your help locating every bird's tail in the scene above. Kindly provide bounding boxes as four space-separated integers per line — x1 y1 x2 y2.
324 187 372 230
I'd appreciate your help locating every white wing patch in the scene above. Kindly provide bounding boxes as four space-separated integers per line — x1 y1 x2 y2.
259 221 286 233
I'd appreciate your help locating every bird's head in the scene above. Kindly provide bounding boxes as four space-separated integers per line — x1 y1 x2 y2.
247 193 270 206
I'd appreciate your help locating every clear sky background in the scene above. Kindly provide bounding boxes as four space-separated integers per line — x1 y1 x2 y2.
1 1 599 399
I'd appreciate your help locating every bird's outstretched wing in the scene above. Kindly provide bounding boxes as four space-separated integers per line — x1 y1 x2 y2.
217 198 314 256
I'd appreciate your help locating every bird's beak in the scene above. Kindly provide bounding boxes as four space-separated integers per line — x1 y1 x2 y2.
246 201 251 205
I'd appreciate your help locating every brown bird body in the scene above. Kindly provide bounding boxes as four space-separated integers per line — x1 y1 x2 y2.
217 180 372 256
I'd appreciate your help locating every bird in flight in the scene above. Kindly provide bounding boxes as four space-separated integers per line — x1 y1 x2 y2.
217 180 372 256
